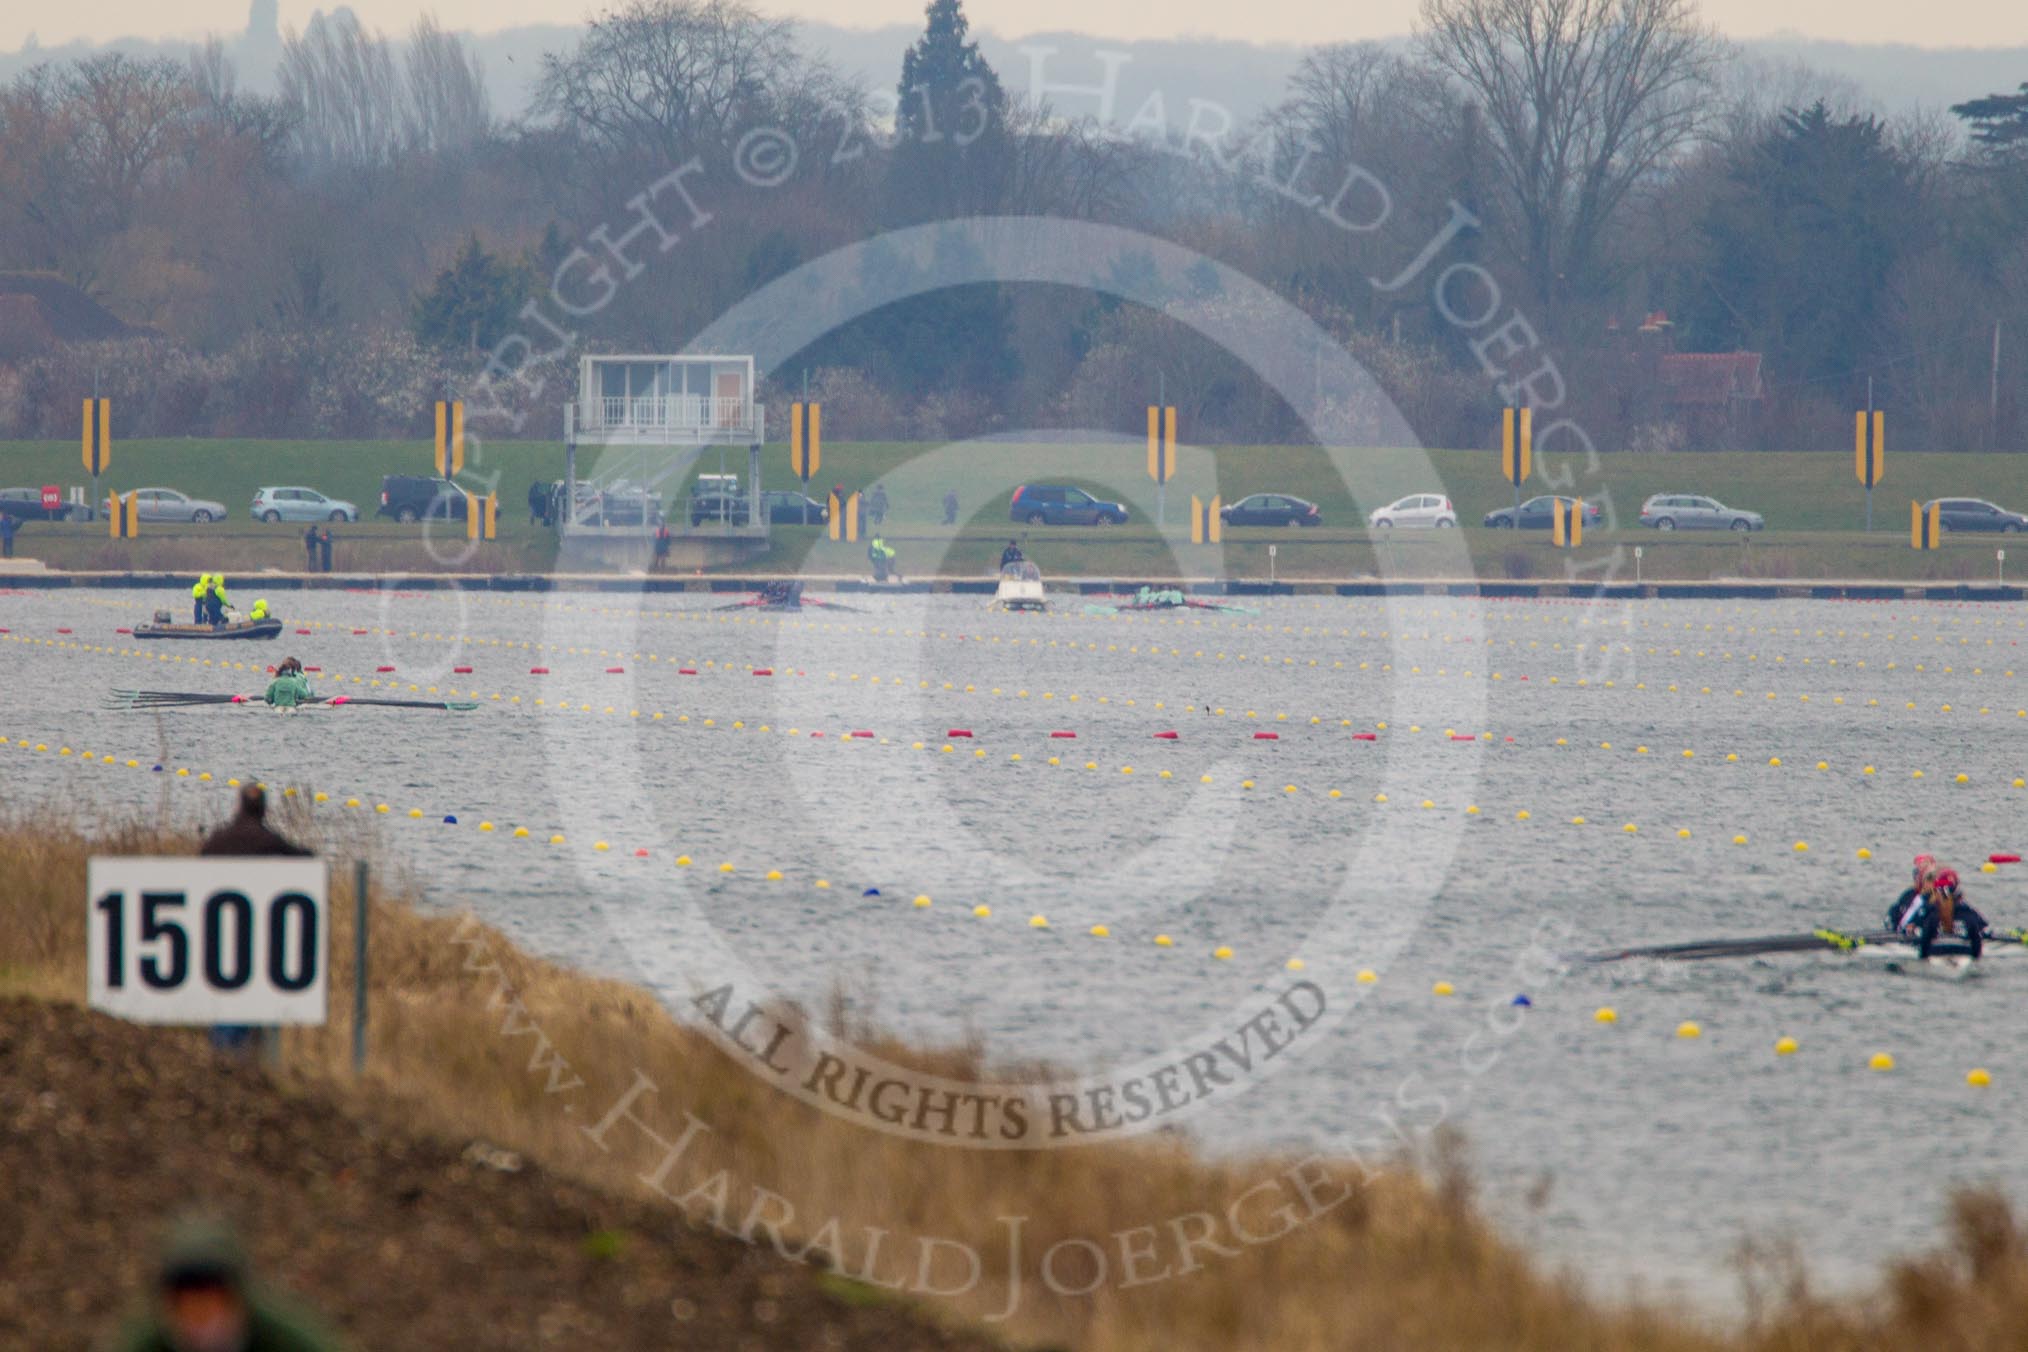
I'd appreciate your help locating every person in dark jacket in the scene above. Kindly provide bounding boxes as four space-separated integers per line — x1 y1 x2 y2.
0 511 17 558
201 785 313 858
529 479 547 525
942 489 959 525
316 527 333 573
104 1214 340 1352
303 526 318 572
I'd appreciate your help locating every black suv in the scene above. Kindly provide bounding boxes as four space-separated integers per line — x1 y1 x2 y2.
1009 484 1128 526
377 475 466 523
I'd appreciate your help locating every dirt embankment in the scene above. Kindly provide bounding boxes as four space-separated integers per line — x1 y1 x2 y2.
0 997 1001 1351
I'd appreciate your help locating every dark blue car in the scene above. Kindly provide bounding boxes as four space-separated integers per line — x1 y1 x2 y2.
1009 484 1128 526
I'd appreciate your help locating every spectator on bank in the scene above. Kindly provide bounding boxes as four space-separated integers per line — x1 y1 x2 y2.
942 489 959 525
867 483 889 528
203 784 313 858
317 528 333 574
528 480 547 526
303 526 318 573
104 1214 341 1352
652 522 672 572
0 511 17 558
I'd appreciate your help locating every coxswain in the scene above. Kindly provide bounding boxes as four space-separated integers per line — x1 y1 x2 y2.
263 657 313 709
191 573 211 625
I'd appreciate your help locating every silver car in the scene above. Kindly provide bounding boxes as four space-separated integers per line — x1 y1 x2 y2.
103 487 229 523
1639 494 1763 532
250 485 359 523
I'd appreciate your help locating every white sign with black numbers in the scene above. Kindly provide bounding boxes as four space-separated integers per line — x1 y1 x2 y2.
87 857 329 1025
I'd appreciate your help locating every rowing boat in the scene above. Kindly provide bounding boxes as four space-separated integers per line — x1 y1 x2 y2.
1579 926 2027 969
105 687 477 712
132 618 282 641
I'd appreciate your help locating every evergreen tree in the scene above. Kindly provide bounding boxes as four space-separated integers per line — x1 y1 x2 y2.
887 0 1011 225
411 234 533 354
1681 103 1913 389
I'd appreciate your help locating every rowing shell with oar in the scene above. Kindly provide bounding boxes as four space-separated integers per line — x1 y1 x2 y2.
104 688 478 712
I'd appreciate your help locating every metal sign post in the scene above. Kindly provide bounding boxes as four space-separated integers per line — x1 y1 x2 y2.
1269 542 1277 585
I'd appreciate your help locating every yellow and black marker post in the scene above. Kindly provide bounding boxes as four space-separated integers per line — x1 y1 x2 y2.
434 400 465 477
484 491 497 541
82 398 111 522
1147 404 1176 524
108 490 138 539
1189 494 1225 544
1911 499 1940 550
1500 405 1532 514
1552 498 1584 548
790 402 821 486
1855 409 1885 530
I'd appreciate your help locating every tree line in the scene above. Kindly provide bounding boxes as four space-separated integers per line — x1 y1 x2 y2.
0 0 2024 454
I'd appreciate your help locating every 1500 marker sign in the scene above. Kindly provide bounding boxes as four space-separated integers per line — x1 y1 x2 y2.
88 858 328 1025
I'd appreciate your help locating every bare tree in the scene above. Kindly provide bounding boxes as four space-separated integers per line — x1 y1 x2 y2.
535 0 802 165
1417 0 1723 314
278 9 402 168
403 15 490 156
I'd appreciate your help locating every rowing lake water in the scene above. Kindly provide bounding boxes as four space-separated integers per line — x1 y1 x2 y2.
5 584 2025 1304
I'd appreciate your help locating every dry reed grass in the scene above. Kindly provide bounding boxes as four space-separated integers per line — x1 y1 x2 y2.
5 813 2024 1351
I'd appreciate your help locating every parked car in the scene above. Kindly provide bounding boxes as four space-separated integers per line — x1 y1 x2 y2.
101 487 229 523
1009 484 1128 526
0 487 78 521
762 490 828 524
1639 494 1764 532
1368 493 1456 528
377 474 466 522
690 492 756 526
1924 497 2028 534
1482 496 1603 530
1221 493 1322 527
250 486 358 523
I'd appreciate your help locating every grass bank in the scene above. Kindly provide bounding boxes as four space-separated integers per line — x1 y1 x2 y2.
7 813 2028 1349
6 438 2028 580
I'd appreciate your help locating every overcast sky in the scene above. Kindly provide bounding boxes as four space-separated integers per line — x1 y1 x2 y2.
4 0 2021 52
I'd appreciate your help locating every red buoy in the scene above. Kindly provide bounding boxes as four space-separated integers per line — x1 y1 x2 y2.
454 666 472 674
1153 730 1179 740
679 668 697 675
752 667 774 676
1253 731 1279 740
1049 731 1077 739
947 729 973 738
605 666 625 673
1450 734 1475 742
116 627 132 634
1991 853 2021 864
375 665 395 673
1352 732 1378 741
296 628 311 635
851 730 873 739
352 628 367 635
56 628 71 634
530 666 549 674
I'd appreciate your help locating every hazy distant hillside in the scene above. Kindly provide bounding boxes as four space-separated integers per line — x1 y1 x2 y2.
2 8 2019 126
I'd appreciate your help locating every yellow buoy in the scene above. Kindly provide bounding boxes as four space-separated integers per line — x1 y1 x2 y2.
1623 823 1638 833
1356 969 1377 984
1213 946 1234 960
1154 933 1173 947
1286 957 1306 971
1432 981 1454 996
1677 828 1692 839
1870 1052 1895 1072
766 869 783 881
1968 1067 1992 1087
1775 1036 1798 1056
1676 1021 1702 1039
1594 1007 1617 1024
913 895 931 908
1857 847 1872 860
1733 834 1748 845
815 879 831 889
1029 914 1049 928
1089 924 1109 937
675 855 691 866
973 904 991 917
1794 841 1809 852
1516 809 1531 820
